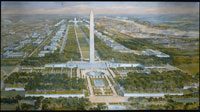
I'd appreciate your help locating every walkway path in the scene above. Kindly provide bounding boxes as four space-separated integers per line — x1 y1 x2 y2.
107 68 116 78
104 73 117 96
86 76 94 96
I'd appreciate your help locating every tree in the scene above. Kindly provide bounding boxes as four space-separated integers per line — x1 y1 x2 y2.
97 104 107 110
15 95 23 100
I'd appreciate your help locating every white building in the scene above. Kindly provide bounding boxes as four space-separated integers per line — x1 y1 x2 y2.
38 50 51 57
44 45 57 51
33 39 43 44
141 49 170 58
32 33 39 38
25 94 84 98
3 51 28 58
5 87 25 91
20 39 31 44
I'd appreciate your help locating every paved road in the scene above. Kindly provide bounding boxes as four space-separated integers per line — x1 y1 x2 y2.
60 25 69 53
74 25 83 59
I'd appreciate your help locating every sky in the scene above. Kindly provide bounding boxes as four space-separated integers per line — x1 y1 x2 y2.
1 2 199 15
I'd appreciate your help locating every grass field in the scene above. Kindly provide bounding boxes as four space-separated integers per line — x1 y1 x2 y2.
171 55 199 75
75 26 90 59
62 25 80 61
177 63 199 75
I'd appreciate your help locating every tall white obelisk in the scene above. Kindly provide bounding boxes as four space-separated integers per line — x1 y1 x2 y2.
90 10 94 63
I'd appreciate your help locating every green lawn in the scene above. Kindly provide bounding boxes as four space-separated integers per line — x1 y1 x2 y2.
76 26 90 59
82 51 90 59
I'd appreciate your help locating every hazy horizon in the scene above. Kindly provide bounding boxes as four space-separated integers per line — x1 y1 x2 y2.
1 2 199 15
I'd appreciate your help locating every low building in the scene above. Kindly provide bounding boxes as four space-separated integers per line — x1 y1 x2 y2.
32 33 39 38
39 35 46 39
14 44 24 51
5 87 25 91
141 49 170 58
20 39 31 44
3 51 28 58
44 45 57 51
38 53 45 57
25 94 84 98
33 39 43 44
3 44 18 51
51 42 59 47
38 50 51 57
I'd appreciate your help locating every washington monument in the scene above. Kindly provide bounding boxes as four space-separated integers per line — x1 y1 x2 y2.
90 10 94 63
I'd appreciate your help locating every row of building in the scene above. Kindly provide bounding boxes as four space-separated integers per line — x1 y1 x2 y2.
54 19 65 27
95 29 135 53
38 24 66 57
141 49 170 58
2 51 28 58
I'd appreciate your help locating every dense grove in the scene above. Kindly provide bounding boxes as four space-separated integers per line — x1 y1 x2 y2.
1 95 43 110
128 92 199 110
42 97 90 110
5 72 86 91
116 70 198 93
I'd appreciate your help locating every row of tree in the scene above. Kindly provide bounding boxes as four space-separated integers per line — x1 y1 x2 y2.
5 72 86 91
